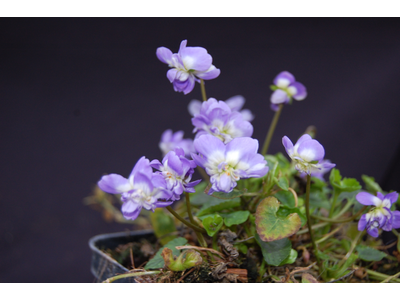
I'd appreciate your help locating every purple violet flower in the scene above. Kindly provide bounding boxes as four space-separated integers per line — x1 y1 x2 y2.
300 159 335 181
97 157 173 220
159 129 194 158
270 71 307 111
192 135 269 195
156 40 220 95
151 148 201 201
356 191 400 237
188 95 254 121
282 134 335 175
191 98 253 144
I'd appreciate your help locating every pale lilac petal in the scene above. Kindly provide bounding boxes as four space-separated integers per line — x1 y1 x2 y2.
270 89 289 104
188 99 202 116
392 211 400 229
195 65 220 80
225 95 245 111
166 151 184 176
367 227 379 238
98 174 131 194
180 47 212 71
297 140 325 162
156 47 173 65
296 134 313 145
270 103 280 111
356 192 382 206
384 192 399 204
121 201 142 220
132 173 153 194
155 200 174 208
273 71 295 87
182 76 196 95
239 109 254 121
218 173 234 193
161 129 173 142
149 159 163 170
193 134 225 159
130 156 152 179
226 137 258 164
358 214 367 231
290 82 307 101
191 153 207 168
178 40 187 53
282 136 294 157
166 69 178 83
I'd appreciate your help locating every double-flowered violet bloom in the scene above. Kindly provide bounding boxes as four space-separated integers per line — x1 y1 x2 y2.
192 135 269 195
356 191 400 237
282 134 335 175
191 98 253 144
188 95 254 122
98 157 173 220
156 40 220 95
270 71 307 111
151 148 201 201
159 129 194 158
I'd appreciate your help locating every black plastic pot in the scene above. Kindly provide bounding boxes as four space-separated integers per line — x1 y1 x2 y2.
89 230 154 283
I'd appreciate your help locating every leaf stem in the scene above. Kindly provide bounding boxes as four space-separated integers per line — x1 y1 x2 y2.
261 104 283 156
366 269 400 283
305 174 321 268
200 79 207 102
185 192 208 248
166 206 206 234
312 206 367 223
103 270 161 283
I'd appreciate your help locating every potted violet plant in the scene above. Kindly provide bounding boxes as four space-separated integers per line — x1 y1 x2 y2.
87 40 400 283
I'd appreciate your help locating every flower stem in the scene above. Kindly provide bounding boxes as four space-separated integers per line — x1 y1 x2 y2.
185 192 208 248
312 206 367 223
103 270 161 283
305 174 321 268
261 104 283 156
166 206 206 234
328 190 340 218
200 79 207 102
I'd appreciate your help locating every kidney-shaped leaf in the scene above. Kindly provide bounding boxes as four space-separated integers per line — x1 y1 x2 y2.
255 197 301 242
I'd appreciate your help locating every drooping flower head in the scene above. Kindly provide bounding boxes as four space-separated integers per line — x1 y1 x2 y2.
98 157 173 220
300 159 336 181
191 98 253 144
356 191 400 237
159 129 194 158
156 40 220 95
270 71 307 111
151 148 201 201
188 95 254 122
282 134 335 175
192 135 269 195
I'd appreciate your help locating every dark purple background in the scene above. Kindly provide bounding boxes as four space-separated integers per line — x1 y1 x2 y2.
1 18 400 282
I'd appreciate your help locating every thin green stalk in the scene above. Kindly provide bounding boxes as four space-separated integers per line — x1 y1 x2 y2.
305 174 321 268
185 192 208 248
166 206 206 234
328 190 340 218
296 222 329 235
103 270 161 283
261 104 283 156
338 230 363 268
366 269 400 283
312 206 367 223
200 79 207 101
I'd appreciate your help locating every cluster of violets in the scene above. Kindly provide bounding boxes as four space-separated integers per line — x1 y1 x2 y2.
98 39 399 239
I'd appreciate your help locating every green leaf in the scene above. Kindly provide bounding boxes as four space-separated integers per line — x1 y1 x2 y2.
329 168 361 193
144 237 187 270
202 214 224 237
361 175 383 194
397 234 400 253
255 197 301 242
197 198 241 217
150 208 177 245
190 181 214 206
274 190 296 208
279 249 298 266
221 210 250 227
356 245 387 262
210 189 247 199
161 248 203 271
277 207 307 227
255 233 292 266
275 177 289 191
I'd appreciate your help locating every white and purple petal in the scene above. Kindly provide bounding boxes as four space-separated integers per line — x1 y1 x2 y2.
98 174 131 194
